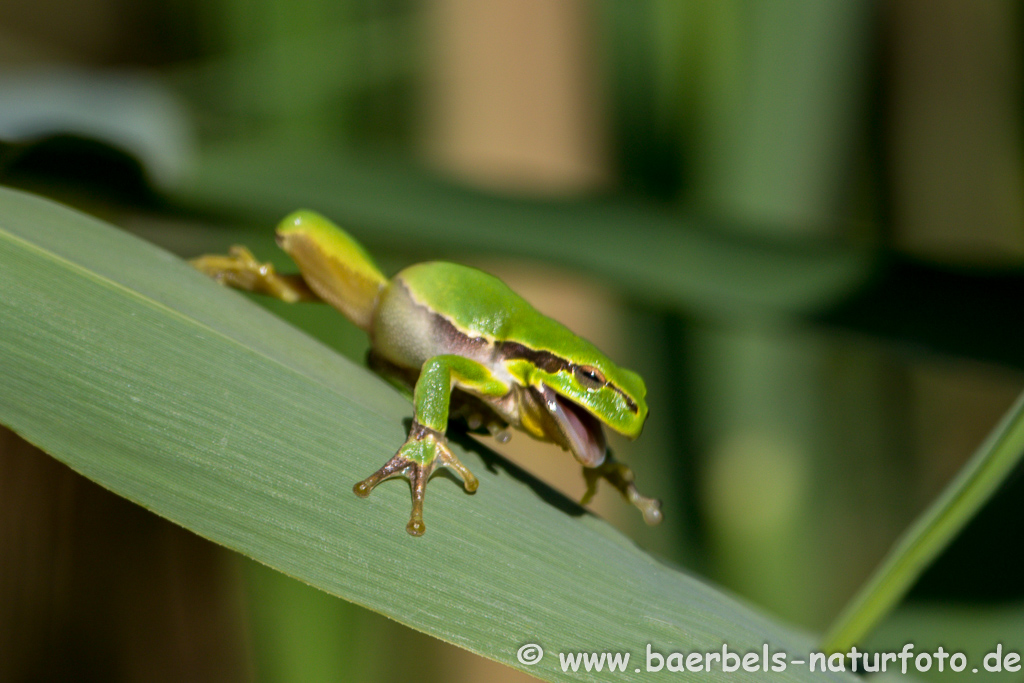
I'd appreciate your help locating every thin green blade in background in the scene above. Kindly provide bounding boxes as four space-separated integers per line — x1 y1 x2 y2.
822 389 1024 653
0 186 857 681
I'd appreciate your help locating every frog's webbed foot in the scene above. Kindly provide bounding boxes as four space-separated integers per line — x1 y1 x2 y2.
582 454 662 526
353 422 478 536
191 246 317 303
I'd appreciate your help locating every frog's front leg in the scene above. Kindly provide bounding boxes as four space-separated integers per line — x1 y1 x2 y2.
353 355 510 536
582 453 663 526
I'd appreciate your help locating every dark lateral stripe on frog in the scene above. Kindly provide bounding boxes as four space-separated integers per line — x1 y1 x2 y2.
402 282 639 416
495 341 564 374
498 342 639 414
426 302 491 356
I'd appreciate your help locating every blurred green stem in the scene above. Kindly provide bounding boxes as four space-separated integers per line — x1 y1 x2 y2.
822 389 1024 652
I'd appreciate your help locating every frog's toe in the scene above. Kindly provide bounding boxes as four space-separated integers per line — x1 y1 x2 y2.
628 488 663 525
437 442 479 493
405 462 429 536
582 456 663 526
352 451 411 498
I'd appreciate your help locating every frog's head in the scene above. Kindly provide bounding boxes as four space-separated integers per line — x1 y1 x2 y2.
506 346 648 468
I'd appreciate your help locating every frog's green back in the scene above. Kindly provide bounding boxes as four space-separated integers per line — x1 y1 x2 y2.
396 262 642 390
397 263 574 344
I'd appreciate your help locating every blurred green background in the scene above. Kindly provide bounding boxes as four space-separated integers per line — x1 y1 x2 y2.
1 1 1023 681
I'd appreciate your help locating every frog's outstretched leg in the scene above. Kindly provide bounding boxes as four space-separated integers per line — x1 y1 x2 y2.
191 246 319 303
353 354 509 535
192 210 387 332
582 453 662 526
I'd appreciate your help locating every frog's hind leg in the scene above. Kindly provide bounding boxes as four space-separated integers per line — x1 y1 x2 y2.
582 452 662 526
193 211 387 333
275 211 386 332
191 246 319 303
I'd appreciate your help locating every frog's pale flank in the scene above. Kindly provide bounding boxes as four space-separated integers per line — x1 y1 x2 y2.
192 210 661 536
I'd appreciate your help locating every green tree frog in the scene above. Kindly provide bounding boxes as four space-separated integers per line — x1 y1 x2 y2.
192 210 661 536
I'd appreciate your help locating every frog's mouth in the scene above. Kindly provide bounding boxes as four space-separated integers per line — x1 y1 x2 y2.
535 384 607 468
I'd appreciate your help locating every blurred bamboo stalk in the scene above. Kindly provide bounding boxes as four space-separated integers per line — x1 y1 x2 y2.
423 0 609 195
680 0 880 629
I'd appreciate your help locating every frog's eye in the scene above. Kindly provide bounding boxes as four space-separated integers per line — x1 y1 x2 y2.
573 365 606 391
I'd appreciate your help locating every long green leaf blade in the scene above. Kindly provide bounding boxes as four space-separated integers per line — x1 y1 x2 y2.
0 186 852 681
822 390 1024 653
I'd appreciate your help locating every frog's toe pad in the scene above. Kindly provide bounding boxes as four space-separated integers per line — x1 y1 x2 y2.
582 458 663 526
629 489 663 526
